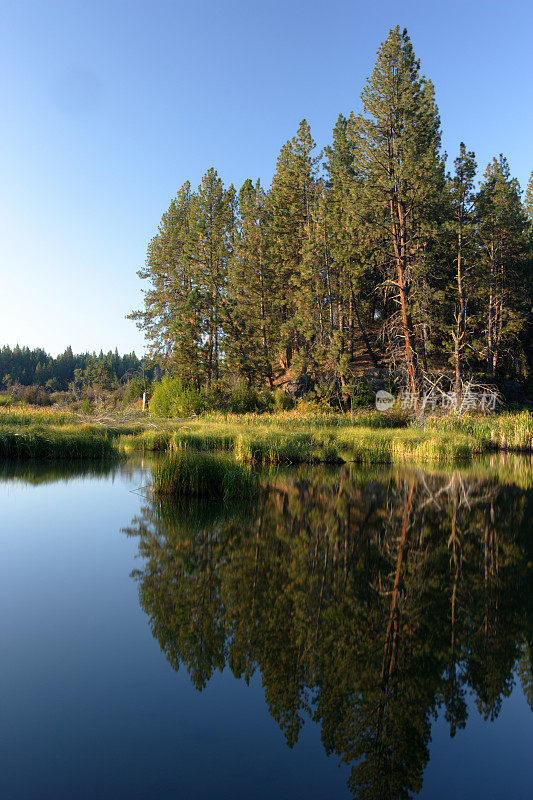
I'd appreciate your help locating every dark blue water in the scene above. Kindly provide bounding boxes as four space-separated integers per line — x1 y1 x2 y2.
1 460 532 799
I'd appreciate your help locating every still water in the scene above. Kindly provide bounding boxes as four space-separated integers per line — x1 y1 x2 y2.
1 458 532 799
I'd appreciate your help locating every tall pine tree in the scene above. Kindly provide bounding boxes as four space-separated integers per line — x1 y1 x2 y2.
226 178 274 386
476 156 529 378
267 120 320 376
449 143 477 396
355 26 445 395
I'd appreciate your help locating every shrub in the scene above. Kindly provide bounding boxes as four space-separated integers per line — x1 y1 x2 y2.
172 387 212 416
123 376 150 405
273 390 295 411
10 385 52 406
228 385 268 414
149 377 182 417
80 398 94 415
150 377 218 417
49 390 75 406
350 380 375 409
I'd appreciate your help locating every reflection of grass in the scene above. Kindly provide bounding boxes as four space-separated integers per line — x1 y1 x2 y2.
150 493 254 535
263 453 533 490
152 451 259 499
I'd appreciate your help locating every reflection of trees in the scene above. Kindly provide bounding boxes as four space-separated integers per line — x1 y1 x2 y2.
0 459 126 485
123 466 533 800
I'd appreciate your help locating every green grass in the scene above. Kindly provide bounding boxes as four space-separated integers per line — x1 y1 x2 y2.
152 450 259 499
0 424 117 459
165 416 482 464
0 405 79 426
1 404 532 464
425 410 533 451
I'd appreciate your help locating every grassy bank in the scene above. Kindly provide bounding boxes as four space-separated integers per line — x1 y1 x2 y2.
1 405 532 464
167 422 477 464
160 410 533 464
0 423 118 459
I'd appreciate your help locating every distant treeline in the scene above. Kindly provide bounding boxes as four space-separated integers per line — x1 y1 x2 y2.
131 26 533 399
0 345 151 392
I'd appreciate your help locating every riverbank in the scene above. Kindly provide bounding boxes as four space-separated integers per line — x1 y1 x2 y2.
1 406 532 463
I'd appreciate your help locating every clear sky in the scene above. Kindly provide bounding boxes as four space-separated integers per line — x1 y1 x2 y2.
1 0 531 357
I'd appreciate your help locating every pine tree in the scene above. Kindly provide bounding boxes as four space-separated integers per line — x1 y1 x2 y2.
449 143 477 396
322 112 380 388
128 181 201 383
128 28 532 398
186 169 235 388
355 26 445 395
476 156 529 377
525 171 533 223
226 178 274 386
267 119 320 375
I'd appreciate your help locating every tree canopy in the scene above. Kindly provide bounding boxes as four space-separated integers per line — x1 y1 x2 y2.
129 26 532 400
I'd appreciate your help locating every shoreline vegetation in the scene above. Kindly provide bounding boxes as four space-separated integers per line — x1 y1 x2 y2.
1 405 532 466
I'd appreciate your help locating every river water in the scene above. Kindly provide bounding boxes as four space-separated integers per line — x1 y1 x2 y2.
1 458 532 799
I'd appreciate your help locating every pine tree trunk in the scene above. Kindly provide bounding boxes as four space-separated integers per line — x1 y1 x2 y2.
325 229 334 336
213 293 219 383
389 190 422 396
455 221 466 398
338 291 345 355
348 284 354 358
259 269 273 389
351 286 379 367
420 322 429 373
396 264 421 394
487 240 495 378
206 326 213 390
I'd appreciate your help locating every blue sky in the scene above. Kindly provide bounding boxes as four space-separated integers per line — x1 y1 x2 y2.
1 0 531 357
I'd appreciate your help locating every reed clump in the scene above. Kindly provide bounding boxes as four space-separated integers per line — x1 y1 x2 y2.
152 451 259 499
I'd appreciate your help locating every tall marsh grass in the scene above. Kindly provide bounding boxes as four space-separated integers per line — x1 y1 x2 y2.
152 451 258 499
0 424 117 459
167 417 484 464
425 411 533 451
0 405 79 426
2 403 531 464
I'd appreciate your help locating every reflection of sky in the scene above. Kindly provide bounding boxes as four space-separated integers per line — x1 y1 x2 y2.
0 467 349 800
423 688 533 799
1 466 532 800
